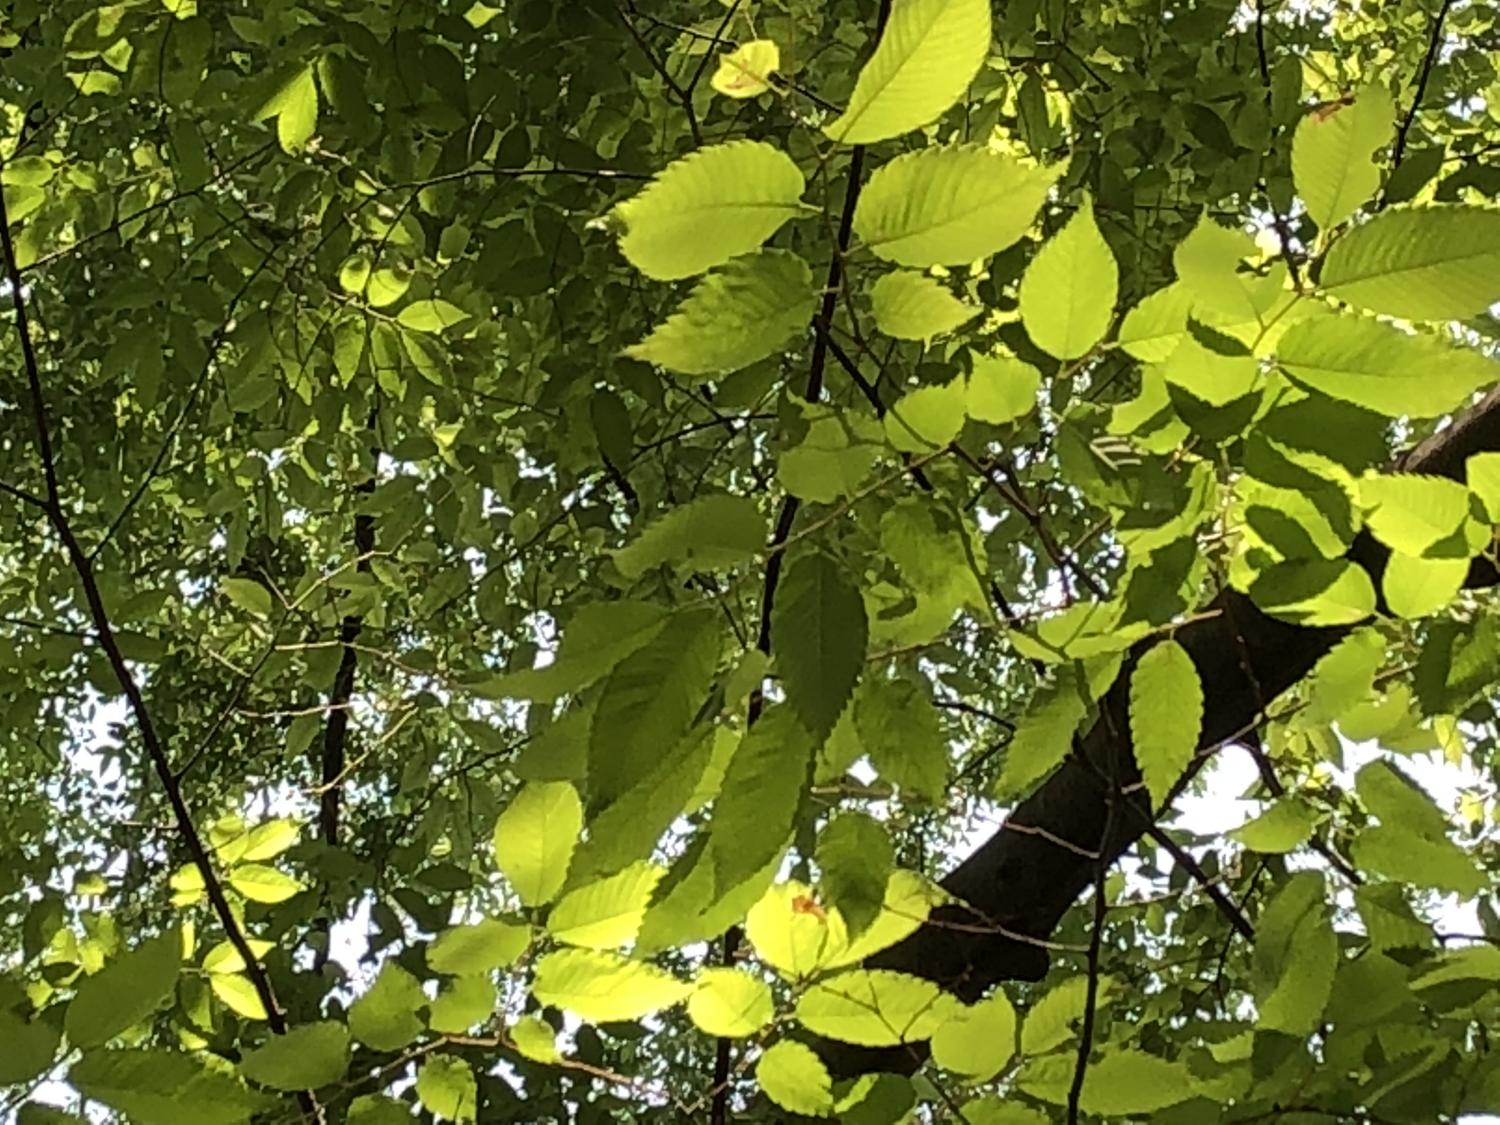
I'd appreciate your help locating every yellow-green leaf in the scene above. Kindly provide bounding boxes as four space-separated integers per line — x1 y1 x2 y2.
531 949 691 1023
756 1040 836 1116
869 271 978 340
1018 200 1118 360
687 968 774 1038
1128 639 1203 810
1291 84 1396 230
711 40 781 99
493 781 582 907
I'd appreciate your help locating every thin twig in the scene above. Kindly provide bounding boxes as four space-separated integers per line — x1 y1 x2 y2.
1383 0 1455 206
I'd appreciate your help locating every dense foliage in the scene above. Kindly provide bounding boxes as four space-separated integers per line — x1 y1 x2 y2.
3 0 1500 1121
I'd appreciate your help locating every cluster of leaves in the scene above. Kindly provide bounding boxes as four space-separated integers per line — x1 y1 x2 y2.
2 0 1500 1121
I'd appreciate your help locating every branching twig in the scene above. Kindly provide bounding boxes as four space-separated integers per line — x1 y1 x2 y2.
1384 0 1455 205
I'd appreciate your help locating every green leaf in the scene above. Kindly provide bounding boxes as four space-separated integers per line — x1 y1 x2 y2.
428 918 530 975
612 141 807 280
708 705 817 894
66 927 182 1048
428 974 496 1034
1232 797 1319 854
1350 760 1483 895
795 969 954 1046
966 354 1040 424
824 0 990 144
347 962 426 1051
1117 284 1196 362
1357 473 1478 558
1319 205 1500 320
687 968 774 1037
996 669 1090 797
816 812 893 937
1383 551 1469 619
1018 199 1119 359
1254 872 1336 1034
1020 974 1116 1055
1248 557 1376 626
772 553 867 741
416 1055 477 1123
1078 1049 1198 1115
745 880 849 979
211 974 268 1021
69 1049 266 1125
240 819 300 862
624 250 815 375
1128 639 1203 810
854 676 949 801
589 606 721 805
884 376 967 452
869 271 979 340
348 1095 409 1125
958 1098 1051 1125
756 1040 835 1117
1172 217 1260 321
485 600 669 701
548 862 664 948
221 577 273 618
493 781 582 906
854 146 1065 267
779 409 885 503
531 949 691 1023
1291 84 1396 230
930 990 1017 1079
614 494 766 578
0 1010 60 1084
396 299 469 333
228 864 303 903
511 1015 563 1064
711 39 781 99
239 1023 349 1091
256 65 318 154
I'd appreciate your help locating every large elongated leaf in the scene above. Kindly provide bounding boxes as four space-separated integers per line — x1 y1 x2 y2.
707 705 817 894
531 949 691 1023
1291 84 1396 230
493 781 582 906
547 862 664 949
612 141 807 280
1128 639 1203 810
1319 205 1500 320
771 553 867 741
588 606 722 805
70 1049 266 1125
1275 315 1500 417
853 146 1064 267
1018 200 1119 359
1253 872 1336 1034
823 0 991 144
65 928 182 1048
624 250 815 375
614 494 766 577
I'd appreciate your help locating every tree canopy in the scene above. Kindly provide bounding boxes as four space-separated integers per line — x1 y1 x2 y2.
2 0 1500 1121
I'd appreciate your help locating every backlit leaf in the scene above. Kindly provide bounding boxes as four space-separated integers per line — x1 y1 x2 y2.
884 377 966 452
1292 84 1396 229
757 1040 835 1116
66 928 182 1048
493 781 582 906
1128 639 1203 810
547 862 664 949
796 970 954 1045
687 968 774 1037
966 354 1040 424
416 1055 477 1123
614 494 766 578
531 949 691 1023
711 40 781 99
1018 199 1118 359
348 963 427 1051
239 1023 349 1090
931 990 1017 1078
869 270 978 340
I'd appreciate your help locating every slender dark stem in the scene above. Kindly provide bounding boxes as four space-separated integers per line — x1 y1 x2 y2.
0 157 322 1124
1067 786 1116 1124
1385 0 1454 204
1143 824 1256 940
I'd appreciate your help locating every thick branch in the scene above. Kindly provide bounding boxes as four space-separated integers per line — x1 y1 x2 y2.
823 384 1500 1078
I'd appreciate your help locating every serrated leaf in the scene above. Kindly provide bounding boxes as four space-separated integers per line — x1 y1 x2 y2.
854 146 1065 267
778 411 884 503
884 376 966 452
65 928 181 1048
966 354 1040 424
1319 205 1500 320
1350 760 1483 895
1357 473 1478 558
1077 1049 1198 1115
707 705 817 894
1018 200 1118 359
348 962 426 1050
614 494 766 578
228 864 303 903
772 553 867 741
239 1023 349 1090
745 880 851 979
428 918 530 975
416 1055 476 1122
511 1015 563 1064
1291 84 1396 230
612 141 806 280
547 862 664 949
1383 551 1468 619
687 968 774 1037
958 1098 1051 1125
757 1040 835 1116
211 974 268 1020
1253 872 1335 1034
240 819 300 862
796 970 954 1046
1248 557 1376 626
869 270 978 340
996 669 1089 798
396 299 469 333
493 781 582 906
531 949 691 1023
1128 639 1203 810
623 250 815 375
69 1049 267 1125
256 65 318 154
824 0 990 144
589 607 721 805
1020 974 1116 1055
428 975 496 1034
854 676 949 801
931 990 1017 1079
1117 284 1195 362
816 813 892 937
484 600 669 701
1232 797 1318 853
711 39 780 99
